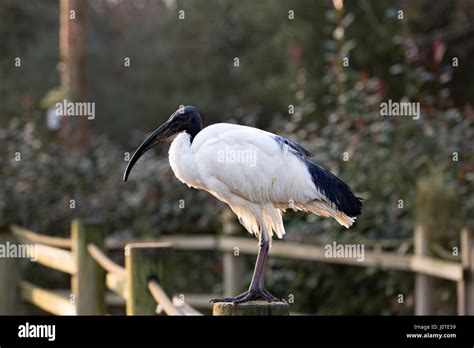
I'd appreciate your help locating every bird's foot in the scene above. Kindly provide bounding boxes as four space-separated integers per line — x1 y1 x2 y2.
210 287 279 304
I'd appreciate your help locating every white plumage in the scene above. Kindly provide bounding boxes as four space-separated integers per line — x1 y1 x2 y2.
124 106 362 303
169 123 357 243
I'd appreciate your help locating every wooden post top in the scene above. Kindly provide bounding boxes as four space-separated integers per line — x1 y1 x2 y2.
213 300 289 316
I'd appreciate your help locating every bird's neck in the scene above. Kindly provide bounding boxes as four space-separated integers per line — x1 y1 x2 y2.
169 132 202 189
186 122 202 143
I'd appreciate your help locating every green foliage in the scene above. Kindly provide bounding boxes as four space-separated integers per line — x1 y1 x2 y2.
0 0 473 315
417 168 462 240
0 117 222 237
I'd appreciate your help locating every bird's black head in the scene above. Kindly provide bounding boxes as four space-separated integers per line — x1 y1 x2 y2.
123 105 202 182
166 105 202 140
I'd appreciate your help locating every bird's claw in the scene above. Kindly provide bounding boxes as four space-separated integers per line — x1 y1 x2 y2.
210 287 279 304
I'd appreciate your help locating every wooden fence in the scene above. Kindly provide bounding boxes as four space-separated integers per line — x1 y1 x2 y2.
0 219 200 315
0 219 472 315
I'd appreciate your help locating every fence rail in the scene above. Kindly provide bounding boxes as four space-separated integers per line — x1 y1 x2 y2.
11 225 72 249
0 219 472 315
20 280 76 315
87 243 126 277
0 219 198 316
148 280 182 315
106 272 128 299
121 233 465 282
34 244 77 275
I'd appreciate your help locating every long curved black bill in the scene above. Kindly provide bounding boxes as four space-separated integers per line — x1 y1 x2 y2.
123 122 171 182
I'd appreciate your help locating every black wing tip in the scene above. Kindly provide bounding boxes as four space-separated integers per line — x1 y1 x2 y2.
306 160 363 217
350 196 363 217
337 192 363 218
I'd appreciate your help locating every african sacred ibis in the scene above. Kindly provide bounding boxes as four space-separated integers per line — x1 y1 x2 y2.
124 106 362 303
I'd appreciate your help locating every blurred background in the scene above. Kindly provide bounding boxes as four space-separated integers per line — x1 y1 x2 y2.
0 0 473 315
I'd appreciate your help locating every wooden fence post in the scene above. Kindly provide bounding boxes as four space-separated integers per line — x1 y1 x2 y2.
0 225 20 314
458 228 474 315
125 243 173 315
414 224 433 315
213 301 290 316
71 219 106 315
222 211 245 297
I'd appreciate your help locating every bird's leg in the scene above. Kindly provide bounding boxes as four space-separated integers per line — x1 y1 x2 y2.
249 236 269 291
210 230 279 304
232 235 278 303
